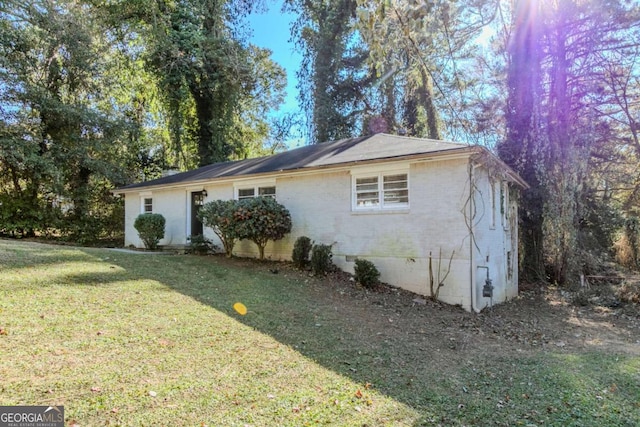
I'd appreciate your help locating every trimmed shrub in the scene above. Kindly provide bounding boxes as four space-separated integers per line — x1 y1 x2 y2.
188 234 215 255
198 200 242 257
354 259 380 288
310 244 333 275
133 213 165 250
235 197 292 260
292 236 312 269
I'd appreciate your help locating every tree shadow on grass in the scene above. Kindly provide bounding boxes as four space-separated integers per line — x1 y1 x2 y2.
88 251 640 426
0 239 102 270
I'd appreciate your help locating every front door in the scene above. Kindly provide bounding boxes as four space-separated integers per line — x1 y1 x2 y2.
191 191 204 237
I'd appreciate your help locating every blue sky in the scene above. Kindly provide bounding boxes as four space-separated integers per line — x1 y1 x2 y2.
247 1 302 120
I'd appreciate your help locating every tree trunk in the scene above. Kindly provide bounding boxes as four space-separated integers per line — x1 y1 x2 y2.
418 67 440 140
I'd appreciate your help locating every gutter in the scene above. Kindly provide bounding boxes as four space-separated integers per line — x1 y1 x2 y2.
469 162 476 312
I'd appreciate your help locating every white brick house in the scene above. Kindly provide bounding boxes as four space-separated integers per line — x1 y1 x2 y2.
113 134 527 312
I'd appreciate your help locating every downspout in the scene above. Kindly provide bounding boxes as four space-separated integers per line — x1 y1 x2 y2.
469 162 476 312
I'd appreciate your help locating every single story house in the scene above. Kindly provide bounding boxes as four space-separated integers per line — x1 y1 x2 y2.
113 133 528 312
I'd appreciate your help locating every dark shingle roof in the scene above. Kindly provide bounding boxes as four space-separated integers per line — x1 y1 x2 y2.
115 133 470 192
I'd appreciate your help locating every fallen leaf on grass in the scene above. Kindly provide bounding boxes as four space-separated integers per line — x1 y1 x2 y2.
0 327 8 335
233 302 247 316
355 390 363 399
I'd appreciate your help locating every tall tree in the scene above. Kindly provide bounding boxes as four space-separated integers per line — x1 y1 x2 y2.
497 0 547 281
230 44 287 159
498 0 640 283
145 0 253 166
356 0 497 140
0 0 135 239
287 0 374 143
103 0 286 166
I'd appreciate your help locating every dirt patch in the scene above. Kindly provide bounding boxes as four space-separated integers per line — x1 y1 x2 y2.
243 258 640 359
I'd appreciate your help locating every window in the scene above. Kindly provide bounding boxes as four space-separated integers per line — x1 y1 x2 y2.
238 188 255 200
143 197 153 213
258 186 276 198
383 174 409 206
353 172 409 210
237 185 276 200
490 181 496 229
503 182 510 219
501 181 510 229
355 176 379 208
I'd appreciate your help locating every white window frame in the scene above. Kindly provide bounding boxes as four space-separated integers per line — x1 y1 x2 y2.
501 181 510 230
234 180 277 200
139 192 153 214
490 180 496 229
351 170 409 211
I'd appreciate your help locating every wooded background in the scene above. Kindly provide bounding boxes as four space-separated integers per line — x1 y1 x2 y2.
1 0 639 285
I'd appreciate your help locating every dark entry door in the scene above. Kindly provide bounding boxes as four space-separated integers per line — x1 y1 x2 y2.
191 191 204 236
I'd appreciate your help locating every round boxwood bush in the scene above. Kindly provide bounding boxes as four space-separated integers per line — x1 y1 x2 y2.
292 236 312 269
354 258 380 288
133 213 165 250
311 243 333 275
188 234 215 255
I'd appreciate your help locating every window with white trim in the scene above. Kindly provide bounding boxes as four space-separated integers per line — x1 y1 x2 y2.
142 197 153 213
236 185 276 200
501 181 510 229
490 180 496 229
353 172 409 210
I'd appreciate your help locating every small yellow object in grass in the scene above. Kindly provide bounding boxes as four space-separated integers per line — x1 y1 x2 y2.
233 302 247 316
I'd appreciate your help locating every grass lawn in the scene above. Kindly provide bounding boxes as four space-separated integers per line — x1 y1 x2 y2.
0 240 638 426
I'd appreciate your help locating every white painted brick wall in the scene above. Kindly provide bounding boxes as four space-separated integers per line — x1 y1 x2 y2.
122 156 520 311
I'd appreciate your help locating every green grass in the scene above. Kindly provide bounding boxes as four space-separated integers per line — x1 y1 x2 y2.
0 240 638 426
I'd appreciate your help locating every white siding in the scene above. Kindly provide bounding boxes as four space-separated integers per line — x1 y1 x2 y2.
264 158 473 309
124 188 188 247
468 166 519 311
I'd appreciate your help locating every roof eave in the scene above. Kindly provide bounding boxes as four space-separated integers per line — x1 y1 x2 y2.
112 147 475 195
469 146 529 190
